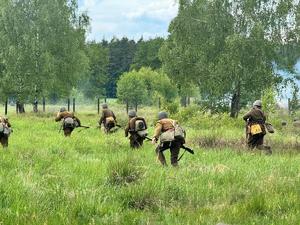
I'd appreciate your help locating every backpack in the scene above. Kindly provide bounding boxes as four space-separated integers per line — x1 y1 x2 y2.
105 116 115 127
173 121 186 141
135 119 148 137
63 117 75 129
0 123 11 136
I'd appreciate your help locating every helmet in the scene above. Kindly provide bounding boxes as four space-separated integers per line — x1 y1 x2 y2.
128 110 137 118
60 107 67 112
158 111 168 120
102 103 108 109
253 100 262 108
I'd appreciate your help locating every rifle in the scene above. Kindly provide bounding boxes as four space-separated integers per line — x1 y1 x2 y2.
159 142 194 162
78 125 90 129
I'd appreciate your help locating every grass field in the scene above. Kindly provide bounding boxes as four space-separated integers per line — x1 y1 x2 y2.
0 105 299 225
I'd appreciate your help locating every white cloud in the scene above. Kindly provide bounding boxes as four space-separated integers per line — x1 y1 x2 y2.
79 0 178 41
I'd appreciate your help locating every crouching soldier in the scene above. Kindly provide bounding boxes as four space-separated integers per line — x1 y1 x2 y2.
55 107 81 137
99 104 117 133
125 110 147 148
243 100 272 154
152 112 185 167
0 116 12 148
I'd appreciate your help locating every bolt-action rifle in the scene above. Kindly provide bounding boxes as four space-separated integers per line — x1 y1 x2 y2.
145 136 194 161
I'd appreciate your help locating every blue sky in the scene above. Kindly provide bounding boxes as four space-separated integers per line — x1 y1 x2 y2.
78 0 178 41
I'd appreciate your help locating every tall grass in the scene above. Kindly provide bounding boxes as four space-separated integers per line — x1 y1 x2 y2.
0 106 299 224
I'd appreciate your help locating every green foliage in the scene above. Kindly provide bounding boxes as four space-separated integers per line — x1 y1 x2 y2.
117 67 178 108
0 0 89 103
82 42 109 99
131 37 164 71
107 38 137 97
161 0 300 116
262 87 277 115
117 70 147 108
289 84 300 115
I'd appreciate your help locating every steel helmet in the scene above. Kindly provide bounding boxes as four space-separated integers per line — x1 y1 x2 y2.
253 100 262 108
60 107 67 112
158 111 168 120
128 110 137 118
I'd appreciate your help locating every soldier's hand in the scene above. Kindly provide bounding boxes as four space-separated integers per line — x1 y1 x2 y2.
151 138 157 145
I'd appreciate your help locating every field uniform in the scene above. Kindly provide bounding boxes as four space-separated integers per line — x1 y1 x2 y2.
243 105 270 152
99 109 116 133
153 118 183 167
125 116 147 148
55 111 81 137
0 116 11 147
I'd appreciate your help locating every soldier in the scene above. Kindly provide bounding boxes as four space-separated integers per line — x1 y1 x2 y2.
99 103 117 133
55 107 81 137
243 100 272 154
125 110 147 148
0 116 12 148
152 111 184 167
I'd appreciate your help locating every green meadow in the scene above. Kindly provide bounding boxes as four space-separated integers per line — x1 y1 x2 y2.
0 105 299 225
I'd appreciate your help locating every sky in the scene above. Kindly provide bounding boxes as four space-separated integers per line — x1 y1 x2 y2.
78 0 179 41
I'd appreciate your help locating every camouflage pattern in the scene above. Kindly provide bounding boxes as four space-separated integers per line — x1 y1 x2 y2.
125 116 147 148
153 118 182 166
55 111 81 137
0 116 11 147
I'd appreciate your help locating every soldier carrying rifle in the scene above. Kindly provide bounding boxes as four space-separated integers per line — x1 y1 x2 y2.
151 111 193 167
55 107 81 137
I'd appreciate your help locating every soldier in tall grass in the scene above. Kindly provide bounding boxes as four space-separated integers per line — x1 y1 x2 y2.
0 116 12 147
99 104 117 133
243 100 272 154
55 107 81 137
152 112 184 167
125 110 147 148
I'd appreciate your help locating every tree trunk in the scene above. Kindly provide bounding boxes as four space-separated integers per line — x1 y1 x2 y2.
230 89 241 118
17 102 25 113
180 96 187 107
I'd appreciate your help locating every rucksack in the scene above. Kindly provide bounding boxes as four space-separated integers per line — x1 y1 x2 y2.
63 117 75 129
135 119 147 137
0 123 11 136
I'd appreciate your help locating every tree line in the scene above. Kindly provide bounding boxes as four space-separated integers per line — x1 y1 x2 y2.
1 0 300 117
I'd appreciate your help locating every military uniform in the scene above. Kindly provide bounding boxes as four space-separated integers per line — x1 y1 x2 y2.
0 117 11 147
153 118 183 167
99 109 116 133
125 116 147 148
55 111 81 137
243 106 269 151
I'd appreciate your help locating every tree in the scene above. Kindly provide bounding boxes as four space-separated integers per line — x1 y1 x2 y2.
131 37 164 71
117 71 147 111
160 0 300 117
107 37 136 97
0 0 89 112
82 41 109 99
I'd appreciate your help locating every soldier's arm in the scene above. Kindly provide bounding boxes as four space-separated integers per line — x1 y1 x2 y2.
243 111 252 121
125 121 130 137
153 122 162 140
112 111 116 121
55 113 62 122
6 120 11 127
99 112 105 125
